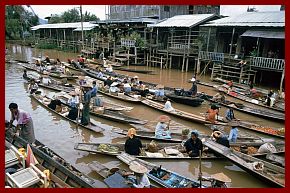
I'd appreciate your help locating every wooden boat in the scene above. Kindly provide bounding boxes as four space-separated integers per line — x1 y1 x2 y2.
38 83 75 93
165 91 204 107
112 128 277 146
141 98 225 125
30 94 104 134
15 59 30 63
5 129 97 188
98 88 142 103
114 67 154 74
199 93 284 121
217 86 284 113
204 140 285 187
75 62 107 81
117 152 206 188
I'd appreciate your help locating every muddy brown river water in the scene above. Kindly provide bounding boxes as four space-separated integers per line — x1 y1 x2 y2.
5 44 284 188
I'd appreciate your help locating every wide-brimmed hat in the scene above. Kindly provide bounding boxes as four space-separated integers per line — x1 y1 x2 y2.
190 78 196 82
133 75 139 79
156 84 164 89
129 164 148 174
127 128 137 139
158 115 171 122
211 173 231 183
69 91 76 96
78 76 85 80
211 131 222 138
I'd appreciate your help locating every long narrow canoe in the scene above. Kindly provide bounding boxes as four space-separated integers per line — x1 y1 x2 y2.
75 142 284 161
204 140 285 187
165 91 204 107
75 62 106 81
112 128 278 146
141 98 226 125
199 94 284 121
98 89 142 103
5 129 97 188
114 67 154 74
30 94 104 134
117 152 207 188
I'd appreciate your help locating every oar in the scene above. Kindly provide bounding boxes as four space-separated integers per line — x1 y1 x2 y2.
76 87 83 128
199 150 202 188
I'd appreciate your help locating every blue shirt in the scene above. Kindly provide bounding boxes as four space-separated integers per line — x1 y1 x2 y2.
155 89 165 97
228 127 238 143
91 85 98 97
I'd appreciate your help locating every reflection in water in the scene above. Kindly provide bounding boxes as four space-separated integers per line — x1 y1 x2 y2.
5 44 283 188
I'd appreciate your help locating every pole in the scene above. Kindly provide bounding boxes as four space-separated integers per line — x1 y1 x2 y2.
80 5 84 51
199 150 202 188
76 87 82 128
229 27 235 56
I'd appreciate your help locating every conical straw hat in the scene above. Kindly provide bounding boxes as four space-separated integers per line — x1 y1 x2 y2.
211 173 231 183
129 164 148 174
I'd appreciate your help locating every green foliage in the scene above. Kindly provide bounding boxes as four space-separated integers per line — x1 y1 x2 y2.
5 5 39 40
124 31 146 48
49 8 100 24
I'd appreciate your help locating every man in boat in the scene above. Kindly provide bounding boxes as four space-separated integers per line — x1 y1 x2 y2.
28 79 39 94
155 115 171 139
40 73 52 85
125 128 143 156
212 91 226 103
78 55 85 68
228 122 239 143
155 84 165 99
104 76 114 87
78 76 87 86
109 82 121 93
67 91 79 120
164 98 175 112
97 69 104 79
187 78 197 96
43 55 50 64
133 76 140 86
126 164 150 188
90 81 98 98
123 80 132 93
23 69 29 80
199 172 231 188
205 104 219 124
224 106 236 122
184 130 203 157
81 84 93 126
211 129 230 148
8 103 36 144
227 80 233 89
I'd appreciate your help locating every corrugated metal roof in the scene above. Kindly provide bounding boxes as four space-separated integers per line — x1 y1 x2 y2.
241 30 285 39
151 14 216 28
73 27 95 31
97 18 158 24
31 22 98 31
202 11 285 27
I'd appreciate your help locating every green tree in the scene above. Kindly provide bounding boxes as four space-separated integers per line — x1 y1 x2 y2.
48 14 63 24
83 11 99 22
62 8 80 23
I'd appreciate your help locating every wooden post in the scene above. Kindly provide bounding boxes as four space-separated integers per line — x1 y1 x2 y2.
210 62 215 80
182 53 185 72
186 29 191 72
186 57 189 72
160 56 163 69
170 55 172 69
206 28 211 52
146 53 149 66
280 68 285 94
256 37 260 57
239 67 243 83
127 48 130 66
134 47 137 64
197 57 201 74
229 27 235 56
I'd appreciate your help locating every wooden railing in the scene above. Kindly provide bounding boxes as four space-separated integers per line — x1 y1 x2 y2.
121 38 136 47
198 51 224 62
250 57 285 71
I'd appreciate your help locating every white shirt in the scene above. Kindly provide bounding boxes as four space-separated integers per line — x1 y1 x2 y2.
68 96 79 108
42 77 51 85
109 86 120 93
133 174 150 188
106 67 113 72
164 101 174 111
124 83 131 88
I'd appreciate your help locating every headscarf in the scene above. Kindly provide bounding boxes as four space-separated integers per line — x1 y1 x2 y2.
191 130 199 138
127 128 137 139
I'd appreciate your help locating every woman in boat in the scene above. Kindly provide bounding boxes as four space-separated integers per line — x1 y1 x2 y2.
125 128 143 156
155 85 165 99
41 73 52 85
109 82 121 93
8 103 35 144
164 98 174 112
211 130 230 148
128 164 150 188
155 115 171 139
199 172 231 188
97 69 104 79
228 122 239 143
67 91 79 109
188 78 197 96
23 69 29 80
123 80 132 93
28 79 39 94
48 96 63 113
183 130 203 157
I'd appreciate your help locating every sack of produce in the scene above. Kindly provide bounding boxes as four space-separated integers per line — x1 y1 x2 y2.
257 143 277 154
148 140 158 153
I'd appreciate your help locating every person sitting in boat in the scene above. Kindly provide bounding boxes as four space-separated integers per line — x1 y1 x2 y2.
249 85 258 98
199 172 231 188
127 164 150 188
212 91 226 103
228 122 239 143
39 63 46 73
97 69 104 79
109 82 121 93
78 76 87 86
211 129 230 148
225 106 236 122
90 81 98 98
48 96 63 113
78 55 85 68
71 59 78 68
123 80 132 93
23 69 28 80
44 55 50 64
40 72 52 85
155 115 171 139
184 130 203 157
56 58 61 65
227 80 233 89
67 91 79 109
35 59 41 66
125 128 143 156
104 76 114 87
133 76 140 86
163 98 174 112
28 79 39 94
105 64 113 73
205 104 219 124
155 84 165 99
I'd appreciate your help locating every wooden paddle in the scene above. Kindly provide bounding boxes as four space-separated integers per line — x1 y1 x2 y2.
76 87 82 128
199 150 202 188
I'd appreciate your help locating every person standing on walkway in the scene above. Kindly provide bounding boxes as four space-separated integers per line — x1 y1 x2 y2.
8 103 35 144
